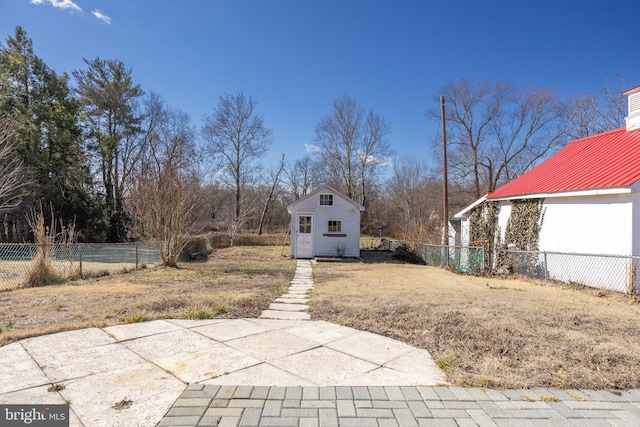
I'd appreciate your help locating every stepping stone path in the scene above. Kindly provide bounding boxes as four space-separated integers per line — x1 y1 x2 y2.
259 259 313 320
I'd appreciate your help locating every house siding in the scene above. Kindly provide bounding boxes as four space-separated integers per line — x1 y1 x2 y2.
467 193 637 293
493 195 634 256
537 194 633 256
633 185 640 257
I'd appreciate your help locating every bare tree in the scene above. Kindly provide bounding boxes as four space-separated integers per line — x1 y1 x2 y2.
565 74 631 139
202 91 272 229
428 79 568 199
129 102 202 267
257 153 286 235
227 193 257 246
0 115 28 213
388 157 440 240
593 74 629 130
200 182 230 230
564 94 603 140
285 155 322 200
313 94 392 208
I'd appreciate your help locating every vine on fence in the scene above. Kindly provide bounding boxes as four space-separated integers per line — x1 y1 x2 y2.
495 199 545 275
469 201 499 271
469 199 545 275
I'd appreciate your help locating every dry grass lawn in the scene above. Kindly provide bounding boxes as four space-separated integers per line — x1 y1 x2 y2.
0 246 295 346
2 245 639 390
310 251 640 390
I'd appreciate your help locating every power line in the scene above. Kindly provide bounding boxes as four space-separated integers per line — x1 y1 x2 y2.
470 0 534 76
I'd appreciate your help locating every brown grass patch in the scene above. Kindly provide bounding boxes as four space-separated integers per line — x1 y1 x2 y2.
310 250 640 389
0 246 295 346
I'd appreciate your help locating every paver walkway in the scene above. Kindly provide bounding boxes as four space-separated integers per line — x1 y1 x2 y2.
160 384 640 426
259 260 314 320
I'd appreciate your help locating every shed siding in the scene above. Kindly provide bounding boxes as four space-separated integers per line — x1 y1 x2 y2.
288 187 362 258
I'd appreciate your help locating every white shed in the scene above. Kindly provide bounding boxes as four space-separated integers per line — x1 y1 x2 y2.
454 85 640 292
287 185 365 259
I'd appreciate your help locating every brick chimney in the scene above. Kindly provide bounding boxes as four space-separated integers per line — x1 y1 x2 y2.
624 85 640 131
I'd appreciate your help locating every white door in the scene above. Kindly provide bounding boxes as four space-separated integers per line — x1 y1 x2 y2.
296 214 314 258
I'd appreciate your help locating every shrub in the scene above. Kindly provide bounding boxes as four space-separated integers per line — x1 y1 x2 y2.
392 244 426 265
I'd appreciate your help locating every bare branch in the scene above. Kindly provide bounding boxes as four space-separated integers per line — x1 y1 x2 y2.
313 94 393 209
202 91 272 228
429 79 567 198
0 114 30 213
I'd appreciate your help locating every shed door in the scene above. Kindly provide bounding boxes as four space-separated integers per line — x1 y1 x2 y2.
296 215 314 258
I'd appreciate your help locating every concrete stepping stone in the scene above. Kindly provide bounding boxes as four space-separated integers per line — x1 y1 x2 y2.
275 298 309 304
259 310 311 320
277 294 309 299
260 260 314 320
268 303 309 312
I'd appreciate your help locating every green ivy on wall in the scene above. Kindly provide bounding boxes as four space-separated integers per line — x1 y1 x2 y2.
495 199 545 275
469 201 499 271
503 199 545 251
469 199 545 274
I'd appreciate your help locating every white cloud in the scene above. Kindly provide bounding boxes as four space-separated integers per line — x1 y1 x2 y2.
92 9 111 24
358 150 393 168
30 0 82 12
305 144 322 154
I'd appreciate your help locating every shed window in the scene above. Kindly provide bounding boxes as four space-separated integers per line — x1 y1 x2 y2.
328 220 342 233
320 194 333 206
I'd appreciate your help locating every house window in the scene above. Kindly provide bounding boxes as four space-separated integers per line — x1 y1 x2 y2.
320 194 333 206
328 220 342 233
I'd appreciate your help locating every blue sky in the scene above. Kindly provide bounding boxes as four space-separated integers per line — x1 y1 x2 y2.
2 0 640 172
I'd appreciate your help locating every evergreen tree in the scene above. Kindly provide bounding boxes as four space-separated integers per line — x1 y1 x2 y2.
0 27 100 241
73 57 144 241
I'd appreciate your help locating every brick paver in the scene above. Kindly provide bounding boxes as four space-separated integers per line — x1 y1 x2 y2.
158 385 640 426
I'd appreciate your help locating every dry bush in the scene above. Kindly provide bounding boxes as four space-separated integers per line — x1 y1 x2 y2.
24 207 77 287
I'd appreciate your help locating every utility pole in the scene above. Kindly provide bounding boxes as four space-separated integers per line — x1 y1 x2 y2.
441 96 449 249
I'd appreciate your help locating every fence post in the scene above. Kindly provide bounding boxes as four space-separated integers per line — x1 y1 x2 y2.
543 252 548 280
135 243 139 269
79 247 83 278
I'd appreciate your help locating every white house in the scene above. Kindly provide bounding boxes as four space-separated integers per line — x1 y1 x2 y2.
287 185 365 259
454 85 640 292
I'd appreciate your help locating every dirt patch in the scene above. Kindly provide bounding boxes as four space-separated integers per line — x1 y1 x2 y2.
0 246 295 346
309 250 640 389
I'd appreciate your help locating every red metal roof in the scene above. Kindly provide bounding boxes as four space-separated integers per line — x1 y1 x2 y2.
487 127 640 200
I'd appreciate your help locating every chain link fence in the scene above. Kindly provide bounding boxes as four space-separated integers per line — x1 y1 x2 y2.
507 250 639 294
358 238 639 294
0 243 162 291
389 240 484 274
359 237 388 250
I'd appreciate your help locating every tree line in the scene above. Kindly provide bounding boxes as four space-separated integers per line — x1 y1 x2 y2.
0 26 629 261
